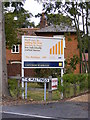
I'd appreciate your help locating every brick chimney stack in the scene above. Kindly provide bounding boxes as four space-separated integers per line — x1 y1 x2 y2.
40 13 48 29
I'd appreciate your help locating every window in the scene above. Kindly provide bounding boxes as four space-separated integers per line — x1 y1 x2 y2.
11 45 19 53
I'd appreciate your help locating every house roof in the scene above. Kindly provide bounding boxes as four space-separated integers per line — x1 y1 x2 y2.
36 24 76 33
20 28 40 35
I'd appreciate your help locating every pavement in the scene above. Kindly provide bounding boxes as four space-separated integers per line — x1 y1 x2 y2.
1 101 89 120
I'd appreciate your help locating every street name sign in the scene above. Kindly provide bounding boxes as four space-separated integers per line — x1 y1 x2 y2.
22 77 49 83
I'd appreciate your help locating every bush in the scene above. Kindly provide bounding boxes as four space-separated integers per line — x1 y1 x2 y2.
62 73 88 84
8 79 21 98
58 74 88 98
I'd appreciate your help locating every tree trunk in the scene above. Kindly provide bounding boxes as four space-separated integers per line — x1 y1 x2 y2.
88 8 90 90
0 2 10 97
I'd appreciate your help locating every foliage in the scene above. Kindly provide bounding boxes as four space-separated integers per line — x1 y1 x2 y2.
35 68 61 78
40 1 90 73
63 73 88 88
35 55 79 77
35 12 72 27
5 13 19 48
46 13 72 26
4 2 35 48
58 73 88 98
8 79 20 98
65 55 79 74
62 74 87 84
4 2 25 12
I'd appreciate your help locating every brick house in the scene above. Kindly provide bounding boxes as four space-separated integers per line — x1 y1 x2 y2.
6 14 81 77
35 24 80 74
6 28 39 77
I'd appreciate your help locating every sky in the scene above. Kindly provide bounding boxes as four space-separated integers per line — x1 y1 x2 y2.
23 0 43 26
23 0 83 30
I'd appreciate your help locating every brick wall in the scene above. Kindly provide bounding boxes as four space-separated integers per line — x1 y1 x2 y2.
6 45 21 64
65 34 80 73
6 28 39 64
36 32 80 73
6 30 80 76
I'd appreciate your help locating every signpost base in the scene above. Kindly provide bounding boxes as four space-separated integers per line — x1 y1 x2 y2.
48 76 52 101
44 82 46 101
60 79 63 100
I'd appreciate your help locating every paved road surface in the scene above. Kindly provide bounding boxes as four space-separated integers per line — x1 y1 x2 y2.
1 101 89 120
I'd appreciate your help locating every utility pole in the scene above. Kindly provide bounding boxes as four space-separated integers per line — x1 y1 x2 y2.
0 2 9 98
88 6 90 73
0 1 3 100
88 7 90 96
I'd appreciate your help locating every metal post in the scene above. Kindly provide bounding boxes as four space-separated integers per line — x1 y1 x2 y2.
25 81 27 99
61 69 64 99
48 76 52 101
22 68 24 99
44 82 46 101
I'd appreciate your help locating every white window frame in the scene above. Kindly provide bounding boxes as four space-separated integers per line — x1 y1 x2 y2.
11 45 20 53
11 61 21 64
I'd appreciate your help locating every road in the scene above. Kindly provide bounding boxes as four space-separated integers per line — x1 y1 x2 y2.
1 101 88 120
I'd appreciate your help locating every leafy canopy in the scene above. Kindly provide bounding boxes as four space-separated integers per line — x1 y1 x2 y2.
4 2 35 48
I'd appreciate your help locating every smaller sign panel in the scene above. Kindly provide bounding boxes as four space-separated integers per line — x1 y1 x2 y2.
52 78 58 90
22 77 49 83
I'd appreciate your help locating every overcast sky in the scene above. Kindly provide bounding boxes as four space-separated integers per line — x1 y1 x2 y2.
23 0 83 30
23 0 43 25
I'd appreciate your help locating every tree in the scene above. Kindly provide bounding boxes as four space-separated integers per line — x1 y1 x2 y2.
41 1 90 73
35 12 72 27
46 13 72 26
5 10 35 48
0 1 34 97
4 2 35 48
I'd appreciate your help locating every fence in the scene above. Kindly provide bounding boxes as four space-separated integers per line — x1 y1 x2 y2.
58 74 88 99
8 74 88 101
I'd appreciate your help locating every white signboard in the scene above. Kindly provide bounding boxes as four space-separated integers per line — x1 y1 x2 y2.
22 36 65 68
52 78 58 90
22 77 49 83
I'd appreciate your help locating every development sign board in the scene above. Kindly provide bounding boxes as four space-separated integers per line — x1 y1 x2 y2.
22 36 65 68
52 78 58 90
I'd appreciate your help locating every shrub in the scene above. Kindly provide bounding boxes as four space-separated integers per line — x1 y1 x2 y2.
58 73 88 98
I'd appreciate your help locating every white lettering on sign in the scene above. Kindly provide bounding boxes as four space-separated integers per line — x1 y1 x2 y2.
22 77 49 83
52 78 58 90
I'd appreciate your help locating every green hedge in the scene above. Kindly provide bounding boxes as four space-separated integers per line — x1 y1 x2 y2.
62 73 88 83
58 74 88 98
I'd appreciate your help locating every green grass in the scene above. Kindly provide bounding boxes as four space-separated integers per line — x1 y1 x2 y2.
8 79 88 100
27 90 44 101
27 82 43 88
52 90 60 100
8 79 19 98
27 90 60 101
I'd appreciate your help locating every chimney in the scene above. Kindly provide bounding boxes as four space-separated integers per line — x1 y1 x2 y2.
40 13 48 29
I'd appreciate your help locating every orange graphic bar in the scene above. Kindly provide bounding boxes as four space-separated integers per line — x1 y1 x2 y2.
50 48 52 54
61 40 63 54
58 42 60 55
55 44 57 54
53 46 54 54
